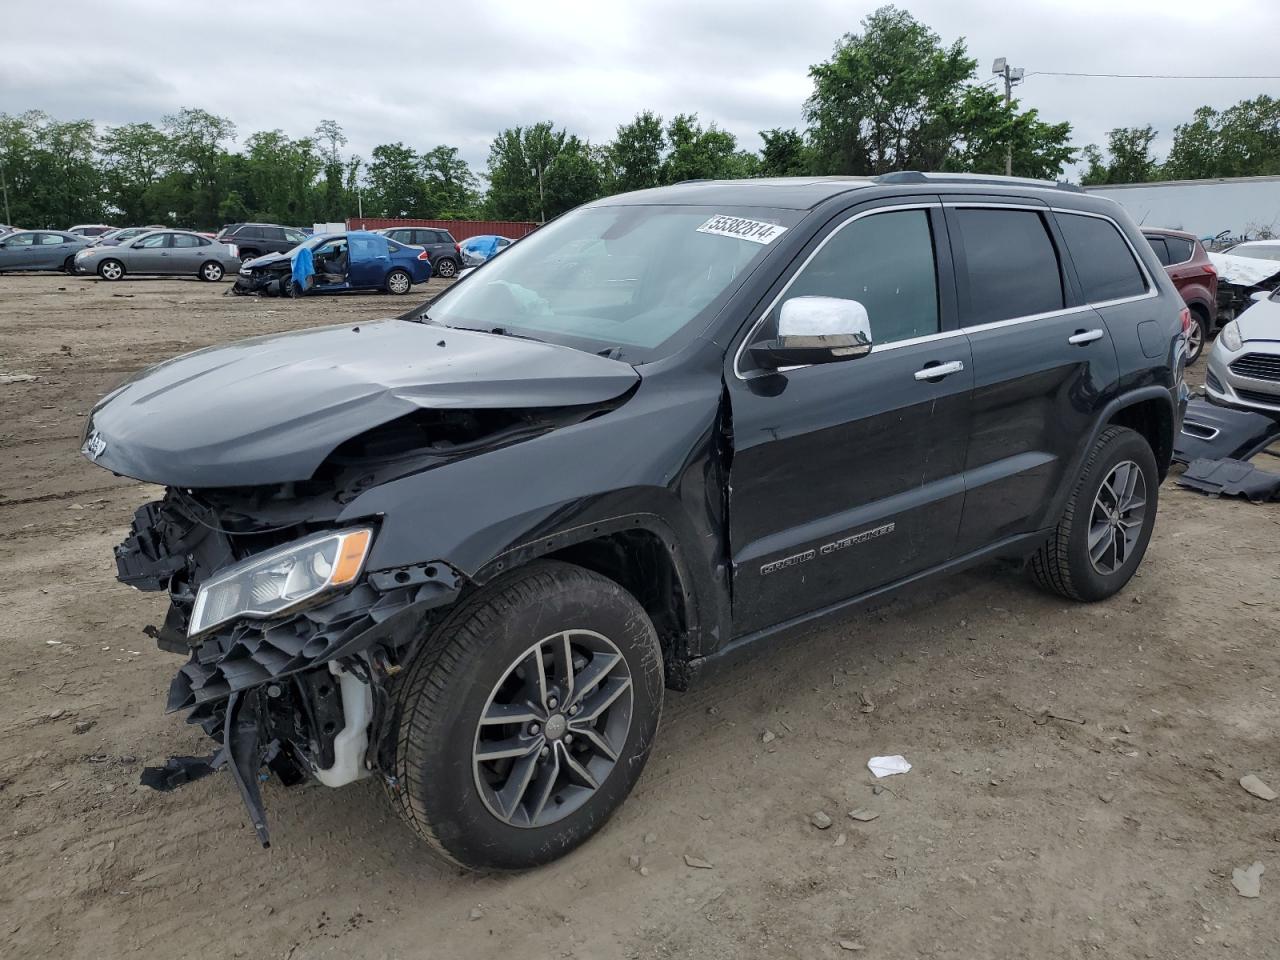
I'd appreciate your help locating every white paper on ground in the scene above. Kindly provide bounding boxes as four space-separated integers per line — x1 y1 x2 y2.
867 755 912 778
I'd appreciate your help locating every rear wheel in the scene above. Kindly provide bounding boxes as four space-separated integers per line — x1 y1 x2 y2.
387 560 663 871
1029 426 1158 602
1186 305 1209 364
199 261 224 282
97 259 124 281
385 268 412 294
435 257 458 278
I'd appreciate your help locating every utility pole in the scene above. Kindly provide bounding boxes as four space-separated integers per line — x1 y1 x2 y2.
0 153 11 226
992 58 1025 177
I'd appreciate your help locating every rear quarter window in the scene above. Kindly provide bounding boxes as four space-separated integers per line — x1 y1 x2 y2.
1059 214 1149 302
1165 236 1193 263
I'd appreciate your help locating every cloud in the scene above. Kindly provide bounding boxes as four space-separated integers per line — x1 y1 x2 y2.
1 0 1277 177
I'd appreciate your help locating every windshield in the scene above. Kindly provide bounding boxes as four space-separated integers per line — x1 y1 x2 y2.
1231 243 1280 262
417 204 802 361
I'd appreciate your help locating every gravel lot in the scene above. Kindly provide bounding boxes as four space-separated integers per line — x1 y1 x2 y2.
2 273 1278 960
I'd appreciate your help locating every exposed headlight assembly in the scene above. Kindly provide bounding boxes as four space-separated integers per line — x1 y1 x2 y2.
1219 320 1243 353
189 528 373 637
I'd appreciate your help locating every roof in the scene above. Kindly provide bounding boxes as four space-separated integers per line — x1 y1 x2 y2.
1085 174 1280 191
593 172 1083 210
1141 226 1198 239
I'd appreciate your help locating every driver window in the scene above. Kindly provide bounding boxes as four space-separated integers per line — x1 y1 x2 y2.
770 209 940 347
137 233 170 248
315 240 347 259
8 232 36 246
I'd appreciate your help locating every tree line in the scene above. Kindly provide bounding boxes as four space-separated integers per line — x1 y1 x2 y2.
8 6 1267 231
1081 96 1280 185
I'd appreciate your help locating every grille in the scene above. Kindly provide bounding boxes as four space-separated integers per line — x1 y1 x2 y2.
1206 369 1223 392
1229 353 1280 382
1234 387 1280 409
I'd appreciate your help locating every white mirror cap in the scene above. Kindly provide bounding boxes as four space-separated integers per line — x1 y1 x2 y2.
779 296 871 340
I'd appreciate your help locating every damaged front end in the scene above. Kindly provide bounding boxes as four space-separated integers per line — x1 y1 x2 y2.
119 488 461 845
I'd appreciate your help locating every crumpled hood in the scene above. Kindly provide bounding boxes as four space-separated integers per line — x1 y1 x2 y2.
84 318 639 487
241 250 288 270
1236 297 1280 343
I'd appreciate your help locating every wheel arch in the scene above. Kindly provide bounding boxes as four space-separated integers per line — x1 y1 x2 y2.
472 514 705 689
1105 392 1175 480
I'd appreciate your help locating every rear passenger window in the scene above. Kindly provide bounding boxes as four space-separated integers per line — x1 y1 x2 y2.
954 209 1064 326
1165 237 1193 263
781 208 940 346
1058 213 1149 303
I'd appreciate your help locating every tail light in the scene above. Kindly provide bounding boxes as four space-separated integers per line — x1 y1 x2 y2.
417 250 430 261
455 242 461 253
1202 264 1217 275
1179 306 1191 336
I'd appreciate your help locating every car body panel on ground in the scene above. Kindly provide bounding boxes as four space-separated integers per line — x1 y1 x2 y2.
83 173 1184 866
0 230 92 271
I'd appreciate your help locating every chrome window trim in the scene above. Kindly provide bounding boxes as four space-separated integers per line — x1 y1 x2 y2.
733 201 1159 381
733 202 942 380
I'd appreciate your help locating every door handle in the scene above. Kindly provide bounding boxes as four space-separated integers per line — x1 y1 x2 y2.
1068 328 1104 345
914 360 965 381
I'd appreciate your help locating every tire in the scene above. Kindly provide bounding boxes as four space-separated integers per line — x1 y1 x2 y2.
1185 306 1209 364
238 249 260 263
435 257 458 278
1029 425 1159 602
97 259 124 281
385 268 412 295
387 560 664 871
199 261 224 282
63 256 76 274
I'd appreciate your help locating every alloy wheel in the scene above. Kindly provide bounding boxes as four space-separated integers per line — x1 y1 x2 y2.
388 271 410 294
100 261 123 281
202 262 223 281
437 259 457 278
1088 459 1147 575
472 629 633 829
1186 319 1204 361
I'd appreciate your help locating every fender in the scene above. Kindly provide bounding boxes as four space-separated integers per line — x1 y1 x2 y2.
1044 384 1178 524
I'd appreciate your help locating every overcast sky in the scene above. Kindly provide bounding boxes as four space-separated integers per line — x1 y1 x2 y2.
2 0 1278 180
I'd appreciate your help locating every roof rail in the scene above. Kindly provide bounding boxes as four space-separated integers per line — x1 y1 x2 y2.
872 170 1082 192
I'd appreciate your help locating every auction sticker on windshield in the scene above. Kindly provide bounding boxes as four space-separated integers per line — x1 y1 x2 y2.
696 215 788 245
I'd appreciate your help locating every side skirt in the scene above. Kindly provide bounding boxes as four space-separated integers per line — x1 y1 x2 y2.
683 528 1049 687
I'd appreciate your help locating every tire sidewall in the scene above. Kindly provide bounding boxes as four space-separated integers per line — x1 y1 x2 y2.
98 259 123 280
1186 310 1208 364
1064 429 1159 601
201 261 223 282
397 565 663 870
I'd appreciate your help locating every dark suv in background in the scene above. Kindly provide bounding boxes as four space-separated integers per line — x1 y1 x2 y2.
1142 227 1217 363
375 226 462 277
84 173 1186 872
216 222 309 261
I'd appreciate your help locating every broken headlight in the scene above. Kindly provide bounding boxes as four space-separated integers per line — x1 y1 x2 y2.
189 528 373 638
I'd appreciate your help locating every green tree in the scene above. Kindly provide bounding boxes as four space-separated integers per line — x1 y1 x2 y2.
485 126 532 220
662 114 742 183
1080 126 1159 185
608 111 665 192
945 86 1076 179
0 111 102 226
543 135 602 217
420 145 480 217
314 119 351 220
366 142 425 218
1165 97 1280 181
242 130 323 223
523 122 566 222
759 128 812 177
805 6 973 173
162 108 236 227
99 122 170 224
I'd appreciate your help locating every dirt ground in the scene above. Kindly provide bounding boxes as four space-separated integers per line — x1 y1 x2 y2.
2 273 1278 960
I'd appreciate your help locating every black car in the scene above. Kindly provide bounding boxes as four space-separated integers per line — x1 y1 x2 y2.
216 222 309 261
375 226 462 277
83 173 1187 871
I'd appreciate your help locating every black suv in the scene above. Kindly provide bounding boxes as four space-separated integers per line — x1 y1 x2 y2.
83 173 1187 871
375 226 462 277
216 222 309 261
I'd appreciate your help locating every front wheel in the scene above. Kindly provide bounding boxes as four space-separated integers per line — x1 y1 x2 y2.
385 268 412 294
63 256 76 273
387 560 663 871
199 261 224 282
1029 425 1159 602
97 259 124 281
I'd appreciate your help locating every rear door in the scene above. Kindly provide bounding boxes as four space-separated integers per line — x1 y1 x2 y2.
728 200 972 635
944 201 1121 553
35 232 71 269
168 233 205 272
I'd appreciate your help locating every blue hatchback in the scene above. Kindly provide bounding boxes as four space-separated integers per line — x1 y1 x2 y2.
232 230 433 296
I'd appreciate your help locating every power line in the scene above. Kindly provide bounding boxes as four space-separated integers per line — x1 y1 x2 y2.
1026 71 1280 80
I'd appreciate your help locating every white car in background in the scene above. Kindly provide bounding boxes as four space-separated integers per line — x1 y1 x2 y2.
1206 287 1280 413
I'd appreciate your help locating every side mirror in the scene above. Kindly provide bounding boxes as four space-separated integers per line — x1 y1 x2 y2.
749 296 873 370
1250 290 1272 302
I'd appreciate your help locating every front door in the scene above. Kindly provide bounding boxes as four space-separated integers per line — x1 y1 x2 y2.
128 231 173 273
3 231 40 269
943 202 1121 553
727 202 972 636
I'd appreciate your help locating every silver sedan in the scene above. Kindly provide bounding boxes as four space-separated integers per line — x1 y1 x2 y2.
1206 290 1280 413
0 230 93 273
74 230 241 281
